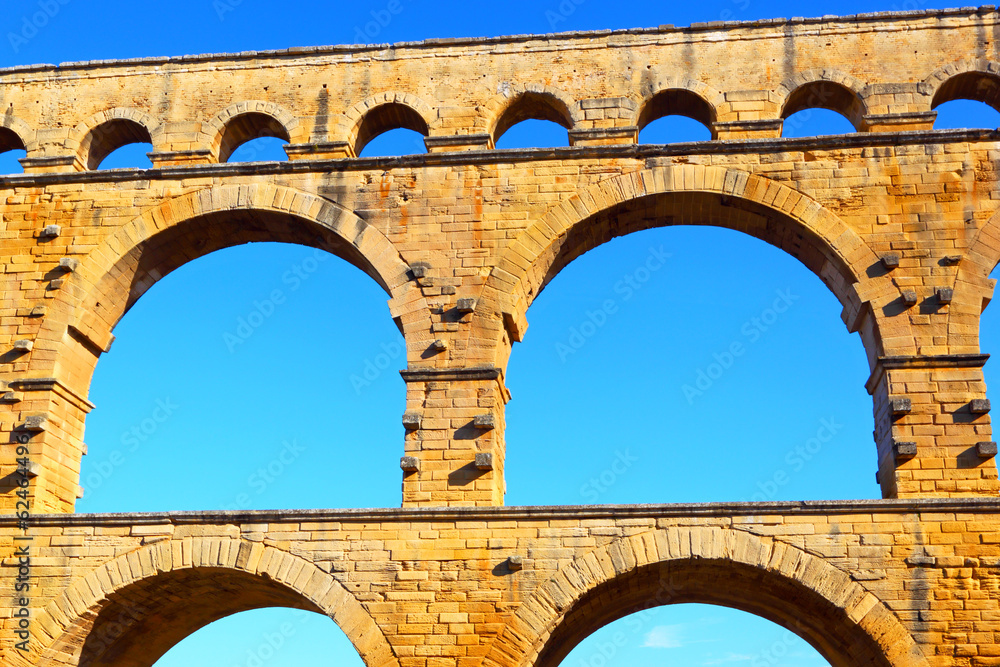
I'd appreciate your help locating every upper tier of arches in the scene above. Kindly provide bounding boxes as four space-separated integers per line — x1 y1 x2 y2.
1 59 998 172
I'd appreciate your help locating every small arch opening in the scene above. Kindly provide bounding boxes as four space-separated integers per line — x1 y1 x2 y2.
495 118 570 149
0 127 26 174
153 608 364 667
781 81 864 136
638 116 712 143
561 604 831 667
354 102 429 156
85 118 154 170
782 108 857 137
228 136 290 162
219 112 291 163
637 89 716 142
493 91 573 147
933 99 1000 129
932 71 1000 113
358 127 428 157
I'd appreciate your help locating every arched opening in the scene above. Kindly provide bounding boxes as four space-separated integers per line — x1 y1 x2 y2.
782 107 857 137
781 81 864 136
637 89 716 142
44 561 382 667
358 127 428 157
504 224 872 505
0 126 26 173
354 102 429 156
84 118 154 170
562 603 830 667
533 557 898 667
153 608 363 666
492 91 573 148
78 237 404 512
218 112 291 163
228 136 289 162
931 72 1000 129
66 192 413 512
932 71 1000 113
933 99 1000 129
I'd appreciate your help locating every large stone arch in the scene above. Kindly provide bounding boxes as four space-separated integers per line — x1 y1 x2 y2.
468 165 895 370
65 182 427 358
29 537 399 667
956 205 1000 342
482 526 929 667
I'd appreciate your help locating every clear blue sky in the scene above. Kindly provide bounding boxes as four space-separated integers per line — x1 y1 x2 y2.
3 0 998 665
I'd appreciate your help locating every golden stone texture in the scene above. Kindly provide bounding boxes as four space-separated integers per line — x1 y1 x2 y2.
3 7 1000 665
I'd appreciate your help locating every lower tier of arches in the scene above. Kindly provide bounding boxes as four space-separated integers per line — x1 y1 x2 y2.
5 502 994 667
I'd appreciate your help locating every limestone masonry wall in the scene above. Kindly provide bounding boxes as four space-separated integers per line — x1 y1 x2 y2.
4 6 1000 665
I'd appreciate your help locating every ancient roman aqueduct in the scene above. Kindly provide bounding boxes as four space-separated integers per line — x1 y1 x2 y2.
6 5 1000 665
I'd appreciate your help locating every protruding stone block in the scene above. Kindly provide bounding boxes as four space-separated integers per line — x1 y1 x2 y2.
881 253 900 270
402 412 422 430
431 339 448 351
456 298 477 313
936 287 953 304
473 414 496 430
40 224 61 238
58 257 80 272
400 456 420 472
901 290 918 306
13 339 33 352
507 555 523 571
1 391 22 403
977 441 998 459
890 397 911 416
893 441 917 460
22 415 48 432
971 399 991 414
410 263 430 279
475 452 494 470
29 306 46 317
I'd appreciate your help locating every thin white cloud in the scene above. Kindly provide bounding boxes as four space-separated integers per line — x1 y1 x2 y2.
643 625 684 648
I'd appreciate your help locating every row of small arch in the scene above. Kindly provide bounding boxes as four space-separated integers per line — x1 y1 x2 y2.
0 60 997 169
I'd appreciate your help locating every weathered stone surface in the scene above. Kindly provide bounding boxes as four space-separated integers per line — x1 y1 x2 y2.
3 8 1000 664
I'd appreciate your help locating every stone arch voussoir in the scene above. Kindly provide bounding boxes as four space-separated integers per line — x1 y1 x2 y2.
467 164 894 368
203 100 306 158
0 112 37 152
633 74 726 124
478 83 581 136
776 68 870 107
34 537 399 667
67 107 163 151
67 183 428 361
922 58 1000 99
481 526 930 667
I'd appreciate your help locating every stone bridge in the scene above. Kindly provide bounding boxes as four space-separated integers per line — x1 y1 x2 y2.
3 5 1000 665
